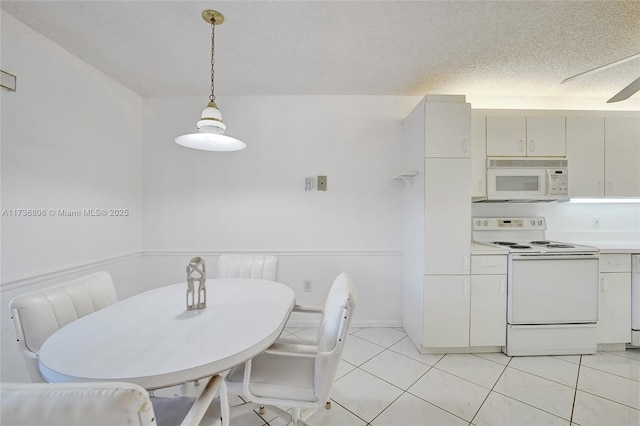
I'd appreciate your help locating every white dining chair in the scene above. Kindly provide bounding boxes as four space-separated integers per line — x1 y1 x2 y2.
216 254 279 281
225 272 356 425
1 375 229 426
8 271 118 382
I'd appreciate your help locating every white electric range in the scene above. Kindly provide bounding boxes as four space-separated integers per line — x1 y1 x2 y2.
473 217 600 356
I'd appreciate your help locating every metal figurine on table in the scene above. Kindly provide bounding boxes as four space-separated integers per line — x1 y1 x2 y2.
186 257 207 310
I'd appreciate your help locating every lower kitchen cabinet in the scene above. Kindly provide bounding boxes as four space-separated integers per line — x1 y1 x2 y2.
423 275 470 347
470 275 507 346
470 255 507 347
597 254 632 344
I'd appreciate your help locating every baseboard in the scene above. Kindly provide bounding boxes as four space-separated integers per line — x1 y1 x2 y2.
418 345 503 355
286 320 403 329
597 343 628 351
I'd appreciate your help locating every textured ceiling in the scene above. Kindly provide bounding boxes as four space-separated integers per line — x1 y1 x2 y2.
2 1 640 102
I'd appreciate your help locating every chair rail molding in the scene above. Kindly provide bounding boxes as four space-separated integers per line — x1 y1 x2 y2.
0 252 142 292
143 249 402 257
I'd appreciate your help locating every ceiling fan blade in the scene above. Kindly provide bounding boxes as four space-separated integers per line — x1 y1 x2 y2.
561 52 640 84
607 76 640 103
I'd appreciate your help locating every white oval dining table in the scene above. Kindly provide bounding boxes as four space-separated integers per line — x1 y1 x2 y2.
38 278 295 390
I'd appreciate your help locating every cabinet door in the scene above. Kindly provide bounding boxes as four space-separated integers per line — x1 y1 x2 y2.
605 117 640 197
486 117 526 157
424 275 470 347
424 158 471 274
470 275 507 346
597 272 631 344
471 115 487 197
526 117 566 157
566 117 605 197
425 102 471 158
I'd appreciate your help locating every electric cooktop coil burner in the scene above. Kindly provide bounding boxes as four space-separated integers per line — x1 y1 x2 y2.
493 241 532 249
546 244 575 249
530 240 551 245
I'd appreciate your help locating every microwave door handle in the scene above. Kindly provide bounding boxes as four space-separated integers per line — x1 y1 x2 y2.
545 170 550 195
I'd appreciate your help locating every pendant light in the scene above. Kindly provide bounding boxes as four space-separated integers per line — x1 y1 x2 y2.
175 10 246 152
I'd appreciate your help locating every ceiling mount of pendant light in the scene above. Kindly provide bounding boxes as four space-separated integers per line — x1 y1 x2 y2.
175 9 246 152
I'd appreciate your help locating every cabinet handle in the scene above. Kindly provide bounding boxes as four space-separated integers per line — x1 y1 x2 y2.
462 256 470 271
518 140 525 152
462 139 469 153
461 280 470 295
482 263 499 267
529 140 535 152
600 278 609 292
498 279 506 294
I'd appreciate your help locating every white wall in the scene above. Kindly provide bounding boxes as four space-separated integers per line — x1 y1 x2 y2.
1 11 143 382
142 95 419 326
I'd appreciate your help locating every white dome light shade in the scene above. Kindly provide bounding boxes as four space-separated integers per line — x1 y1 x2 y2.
175 132 246 152
175 102 246 151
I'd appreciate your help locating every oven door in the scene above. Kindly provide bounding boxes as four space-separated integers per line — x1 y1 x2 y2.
508 254 599 324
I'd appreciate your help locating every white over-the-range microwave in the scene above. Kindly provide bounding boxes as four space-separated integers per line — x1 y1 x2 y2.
478 158 569 202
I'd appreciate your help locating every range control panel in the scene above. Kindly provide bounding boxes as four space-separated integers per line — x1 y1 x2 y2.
473 217 546 231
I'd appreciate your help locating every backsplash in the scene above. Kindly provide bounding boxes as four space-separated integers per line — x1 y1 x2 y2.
472 201 640 243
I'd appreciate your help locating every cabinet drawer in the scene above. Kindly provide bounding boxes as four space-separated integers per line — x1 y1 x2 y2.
600 254 631 273
472 255 507 274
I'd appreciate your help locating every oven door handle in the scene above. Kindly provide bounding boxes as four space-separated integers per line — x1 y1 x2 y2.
511 254 599 261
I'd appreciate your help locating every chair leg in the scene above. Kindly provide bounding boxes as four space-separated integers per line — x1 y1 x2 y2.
292 407 301 425
325 401 331 409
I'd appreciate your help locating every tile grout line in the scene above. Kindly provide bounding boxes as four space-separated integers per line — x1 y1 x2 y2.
579 362 640 383
369 356 470 426
468 353 512 425
569 355 582 425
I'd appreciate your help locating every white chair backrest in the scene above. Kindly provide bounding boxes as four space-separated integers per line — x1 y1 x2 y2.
216 255 279 281
9 271 118 381
314 272 356 402
1 382 155 426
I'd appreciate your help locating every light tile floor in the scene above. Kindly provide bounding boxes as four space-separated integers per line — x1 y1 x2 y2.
191 327 640 425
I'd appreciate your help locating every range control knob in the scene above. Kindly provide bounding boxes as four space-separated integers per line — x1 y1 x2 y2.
531 220 536 226
483 220 488 226
475 220 481 226
538 220 543 226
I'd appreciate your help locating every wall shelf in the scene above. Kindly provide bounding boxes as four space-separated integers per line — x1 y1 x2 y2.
392 171 419 186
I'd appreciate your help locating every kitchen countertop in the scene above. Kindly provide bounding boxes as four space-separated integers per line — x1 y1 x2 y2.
471 243 509 255
571 241 640 254
471 241 639 255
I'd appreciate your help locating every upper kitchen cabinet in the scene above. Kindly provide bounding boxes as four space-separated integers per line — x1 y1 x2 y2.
568 116 640 198
471 114 487 198
486 116 566 157
605 117 640 197
567 117 605 197
423 95 471 158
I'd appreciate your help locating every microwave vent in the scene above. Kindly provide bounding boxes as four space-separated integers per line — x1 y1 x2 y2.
487 159 568 168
